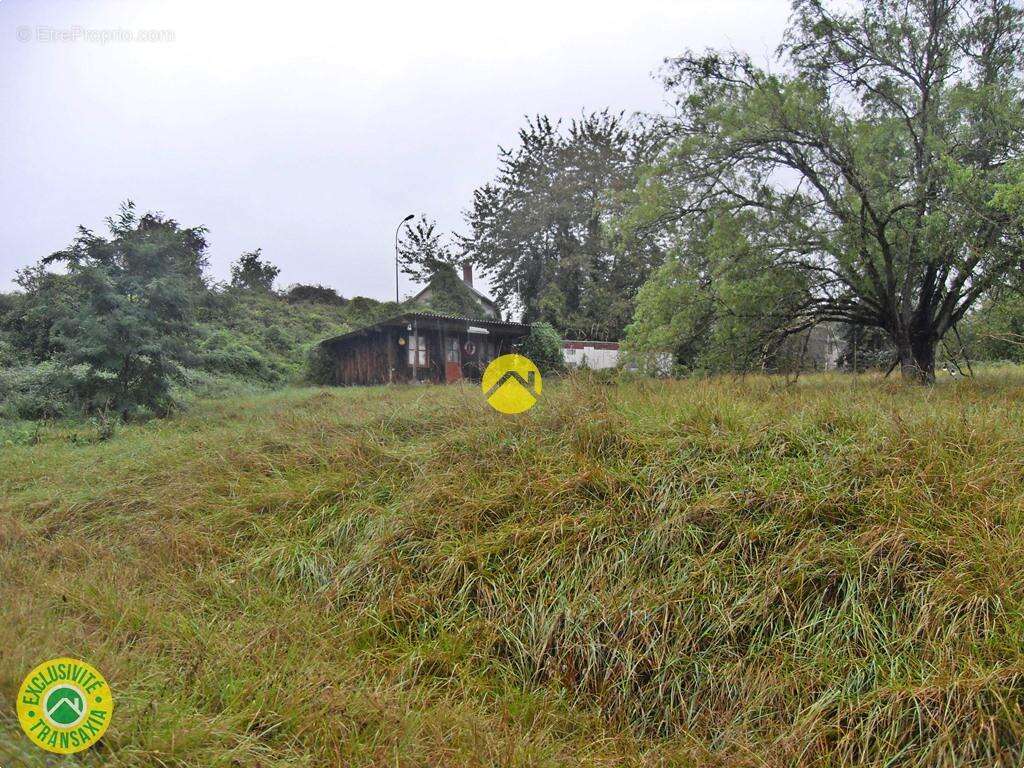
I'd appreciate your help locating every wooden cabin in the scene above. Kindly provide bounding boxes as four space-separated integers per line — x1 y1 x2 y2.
318 312 531 386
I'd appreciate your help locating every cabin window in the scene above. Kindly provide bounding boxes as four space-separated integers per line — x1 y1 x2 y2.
446 337 460 363
408 335 428 366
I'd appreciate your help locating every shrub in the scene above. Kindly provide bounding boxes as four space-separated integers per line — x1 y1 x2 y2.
173 367 268 402
0 362 88 420
304 342 336 385
285 284 346 306
966 293 1024 363
196 330 279 382
0 335 23 368
262 325 290 353
520 321 565 374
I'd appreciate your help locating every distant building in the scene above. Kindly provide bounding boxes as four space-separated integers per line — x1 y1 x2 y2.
562 340 621 370
409 263 500 320
807 324 843 370
777 324 843 371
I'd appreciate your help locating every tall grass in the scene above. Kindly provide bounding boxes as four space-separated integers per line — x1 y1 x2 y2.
2 369 1023 766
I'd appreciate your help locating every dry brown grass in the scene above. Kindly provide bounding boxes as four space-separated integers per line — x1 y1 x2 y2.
2 369 1023 766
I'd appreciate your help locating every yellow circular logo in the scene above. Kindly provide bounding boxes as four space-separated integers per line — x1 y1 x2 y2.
16 657 113 754
481 354 542 414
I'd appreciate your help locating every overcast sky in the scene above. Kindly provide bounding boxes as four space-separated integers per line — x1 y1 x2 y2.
1 0 791 300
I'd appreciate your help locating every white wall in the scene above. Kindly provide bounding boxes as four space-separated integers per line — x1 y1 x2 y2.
563 343 620 370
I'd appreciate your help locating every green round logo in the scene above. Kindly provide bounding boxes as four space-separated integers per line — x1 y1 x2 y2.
44 684 86 728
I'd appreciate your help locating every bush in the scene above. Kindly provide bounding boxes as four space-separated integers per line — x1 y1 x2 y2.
304 342 336 385
262 325 290 352
285 284 346 306
195 330 280 382
193 290 352 385
965 294 1024 363
0 335 24 368
173 367 268 403
0 362 88 420
520 321 565 374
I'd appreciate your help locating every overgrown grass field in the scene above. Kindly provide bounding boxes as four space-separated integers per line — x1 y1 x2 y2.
2 371 1024 766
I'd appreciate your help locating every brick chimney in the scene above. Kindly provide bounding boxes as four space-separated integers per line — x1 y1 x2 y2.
461 261 473 287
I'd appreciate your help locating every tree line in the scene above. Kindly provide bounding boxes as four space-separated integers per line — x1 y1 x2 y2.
402 0 1024 383
0 203 395 420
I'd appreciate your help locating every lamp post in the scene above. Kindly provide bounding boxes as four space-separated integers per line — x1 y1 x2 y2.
395 213 414 304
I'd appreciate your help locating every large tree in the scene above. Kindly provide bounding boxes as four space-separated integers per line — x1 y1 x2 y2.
41 202 207 417
462 111 663 339
643 0 1024 382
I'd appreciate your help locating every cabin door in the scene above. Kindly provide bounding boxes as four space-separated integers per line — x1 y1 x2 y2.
445 336 463 382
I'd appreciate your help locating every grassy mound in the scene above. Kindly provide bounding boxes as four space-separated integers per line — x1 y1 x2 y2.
2 371 1023 766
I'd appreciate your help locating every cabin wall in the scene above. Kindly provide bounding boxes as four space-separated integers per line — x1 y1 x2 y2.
324 322 529 386
327 329 446 385
401 328 444 384
395 326 519 382
327 329 395 385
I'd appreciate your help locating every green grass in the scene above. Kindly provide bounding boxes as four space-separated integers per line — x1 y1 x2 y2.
2 370 1024 766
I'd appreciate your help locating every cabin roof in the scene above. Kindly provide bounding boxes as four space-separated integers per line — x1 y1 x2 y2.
319 312 530 347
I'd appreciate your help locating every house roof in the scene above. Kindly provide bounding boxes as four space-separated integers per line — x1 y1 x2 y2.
319 312 530 347
408 268 500 320
410 280 498 311
563 340 620 350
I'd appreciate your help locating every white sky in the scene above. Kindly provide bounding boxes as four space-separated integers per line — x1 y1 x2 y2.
0 0 791 300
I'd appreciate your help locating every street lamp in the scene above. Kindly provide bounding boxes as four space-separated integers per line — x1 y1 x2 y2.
395 213 414 304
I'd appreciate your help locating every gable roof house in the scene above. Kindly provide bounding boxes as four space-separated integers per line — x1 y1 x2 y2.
317 264 529 386
409 263 500 320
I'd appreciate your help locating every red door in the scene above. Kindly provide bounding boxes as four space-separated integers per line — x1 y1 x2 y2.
445 337 463 382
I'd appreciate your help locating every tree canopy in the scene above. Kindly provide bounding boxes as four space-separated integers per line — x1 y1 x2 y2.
625 209 809 373
398 216 462 285
40 202 207 416
230 248 280 292
461 111 664 340
631 0 1024 381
